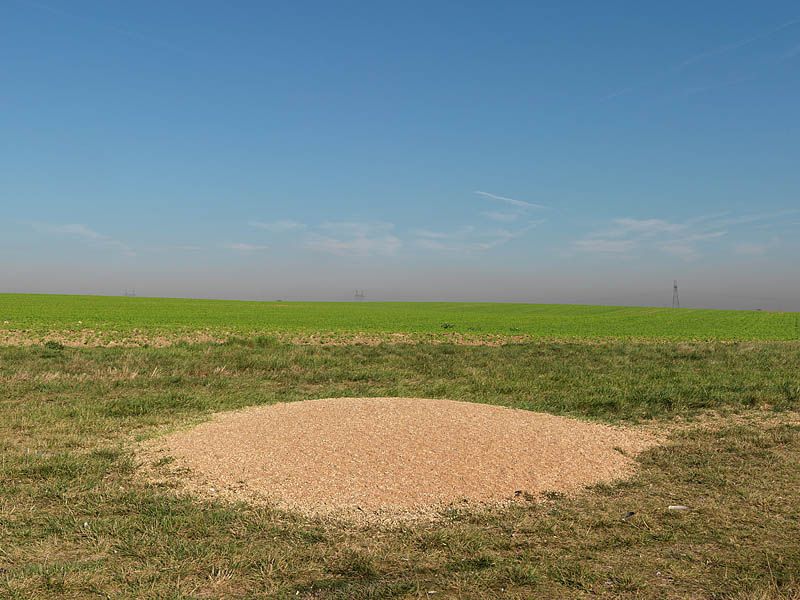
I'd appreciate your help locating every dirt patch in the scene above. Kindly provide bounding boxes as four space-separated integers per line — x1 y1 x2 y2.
2 328 722 348
0 328 534 348
0 328 228 348
141 397 658 521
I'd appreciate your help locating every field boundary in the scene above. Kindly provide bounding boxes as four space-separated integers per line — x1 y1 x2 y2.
4 327 800 348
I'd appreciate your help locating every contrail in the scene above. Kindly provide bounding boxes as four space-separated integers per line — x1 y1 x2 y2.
474 191 547 210
677 17 800 69
604 17 800 100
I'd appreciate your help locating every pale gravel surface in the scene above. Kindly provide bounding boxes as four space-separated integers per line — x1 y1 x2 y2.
145 397 657 519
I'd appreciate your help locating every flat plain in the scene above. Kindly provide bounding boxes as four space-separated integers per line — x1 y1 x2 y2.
1 294 798 598
1 293 798 342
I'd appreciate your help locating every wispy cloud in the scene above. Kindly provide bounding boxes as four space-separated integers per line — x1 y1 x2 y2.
733 237 781 256
483 223 543 248
248 220 404 257
474 190 546 210
573 211 794 261
304 222 401 257
474 191 546 231
32 223 104 240
143 244 203 253
413 226 489 253
608 218 686 236
480 211 519 223
677 18 800 69
574 216 723 261
223 243 268 252
714 210 799 227
413 226 476 240
604 17 800 100
30 222 135 256
242 191 547 257
657 231 727 260
249 220 306 233
573 239 636 254
413 221 542 253
244 192 550 258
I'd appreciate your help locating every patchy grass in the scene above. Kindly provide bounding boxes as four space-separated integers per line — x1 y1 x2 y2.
1 340 799 598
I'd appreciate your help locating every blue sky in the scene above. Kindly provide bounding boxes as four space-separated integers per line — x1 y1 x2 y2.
2 1 799 308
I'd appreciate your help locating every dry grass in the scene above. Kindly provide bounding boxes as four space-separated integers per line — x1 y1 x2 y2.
1 340 798 598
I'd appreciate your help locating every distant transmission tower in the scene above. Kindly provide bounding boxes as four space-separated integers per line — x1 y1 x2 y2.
672 280 680 308
354 290 365 301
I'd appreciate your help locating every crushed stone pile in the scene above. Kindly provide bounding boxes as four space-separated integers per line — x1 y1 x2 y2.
144 397 656 518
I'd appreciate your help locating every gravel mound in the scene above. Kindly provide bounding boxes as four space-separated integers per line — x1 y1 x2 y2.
146 397 656 518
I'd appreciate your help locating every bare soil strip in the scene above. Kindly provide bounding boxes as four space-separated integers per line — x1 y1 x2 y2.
142 397 658 520
0 329 532 347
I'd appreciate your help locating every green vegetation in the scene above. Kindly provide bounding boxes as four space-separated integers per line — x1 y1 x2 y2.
2 296 798 597
2 340 799 598
1 293 798 341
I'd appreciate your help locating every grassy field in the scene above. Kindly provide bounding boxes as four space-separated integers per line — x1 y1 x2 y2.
1 293 798 342
2 295 799 597
1 337 799 598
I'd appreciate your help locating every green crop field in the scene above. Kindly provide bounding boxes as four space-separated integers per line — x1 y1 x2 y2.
1 294 799 598
1 293 797 342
